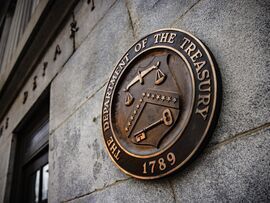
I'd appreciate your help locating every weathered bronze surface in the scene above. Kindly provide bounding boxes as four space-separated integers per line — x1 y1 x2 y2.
102 29 221 179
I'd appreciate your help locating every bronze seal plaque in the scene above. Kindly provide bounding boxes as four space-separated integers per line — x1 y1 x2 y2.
102 28 220 179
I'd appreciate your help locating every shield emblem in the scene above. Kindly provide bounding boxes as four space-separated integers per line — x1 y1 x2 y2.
123 54 181 148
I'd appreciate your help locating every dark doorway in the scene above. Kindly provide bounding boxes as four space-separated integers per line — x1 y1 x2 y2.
11 90 49 203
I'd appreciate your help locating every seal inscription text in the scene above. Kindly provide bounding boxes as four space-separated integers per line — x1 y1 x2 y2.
101 29 220 179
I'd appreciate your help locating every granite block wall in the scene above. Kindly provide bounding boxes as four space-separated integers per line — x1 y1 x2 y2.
49 0 270 202
0 0 269 202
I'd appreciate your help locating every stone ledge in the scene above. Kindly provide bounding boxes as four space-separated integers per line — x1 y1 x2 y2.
170 127 270 202
67 178 174 203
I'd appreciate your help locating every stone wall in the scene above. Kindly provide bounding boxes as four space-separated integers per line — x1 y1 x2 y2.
0 0 269 202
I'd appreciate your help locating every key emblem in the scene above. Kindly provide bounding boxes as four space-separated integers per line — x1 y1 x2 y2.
134 109 173 143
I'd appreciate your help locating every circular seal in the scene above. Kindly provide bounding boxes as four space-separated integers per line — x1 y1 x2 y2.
102 28 221 179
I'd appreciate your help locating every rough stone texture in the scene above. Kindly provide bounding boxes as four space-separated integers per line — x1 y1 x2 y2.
69 179 174 203
0 135 12 202
47 0 270 202
171 127 270 202
125 0 199 38
66 127 270 202
0 0 269 202
0 176 6 203
172 0 270 145
50 0 135 131
0 135 12 180
45 15 74 75
74 0 117 49
49 87 127 203
0 13 74 139
0 5 74 201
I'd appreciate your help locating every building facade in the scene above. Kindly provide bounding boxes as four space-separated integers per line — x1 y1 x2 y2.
0 0 269 202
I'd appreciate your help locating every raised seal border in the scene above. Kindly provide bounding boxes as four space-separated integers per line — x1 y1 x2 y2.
101 28 220 179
